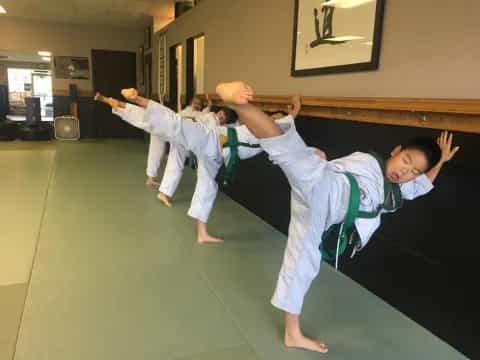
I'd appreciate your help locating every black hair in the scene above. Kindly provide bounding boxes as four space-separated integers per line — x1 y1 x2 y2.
218 107 238 124
402 137 441 171
188 95 203 105
210 104 221 113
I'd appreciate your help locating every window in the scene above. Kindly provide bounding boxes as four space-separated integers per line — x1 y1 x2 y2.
7 68 53 120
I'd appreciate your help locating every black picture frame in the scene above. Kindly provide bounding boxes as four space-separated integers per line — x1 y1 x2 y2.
291 0 385 77
53 56 90 79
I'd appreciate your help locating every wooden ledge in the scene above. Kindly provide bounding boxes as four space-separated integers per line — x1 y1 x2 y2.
205 94 480 134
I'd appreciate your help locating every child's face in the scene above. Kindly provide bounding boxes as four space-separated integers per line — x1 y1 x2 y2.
385 147 429 183
191 97 203 111
216 110 227 125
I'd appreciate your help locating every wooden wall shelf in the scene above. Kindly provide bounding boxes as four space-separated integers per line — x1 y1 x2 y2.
206 94 480 134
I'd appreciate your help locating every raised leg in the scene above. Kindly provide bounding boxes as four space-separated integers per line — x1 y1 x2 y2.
216 82 282 139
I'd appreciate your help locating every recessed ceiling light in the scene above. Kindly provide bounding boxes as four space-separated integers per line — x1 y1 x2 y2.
42 57 51 62
0 5 7 14
38 51 52 56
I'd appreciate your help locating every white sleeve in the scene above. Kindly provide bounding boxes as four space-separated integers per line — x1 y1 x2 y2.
112 103 148 131
399 174 434 200
197 113 218 129
179 106 194 118
235 125 258 145
274 115 294 132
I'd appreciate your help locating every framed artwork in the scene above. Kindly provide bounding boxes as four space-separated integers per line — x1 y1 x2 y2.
54 56 90 79
291 0 385 76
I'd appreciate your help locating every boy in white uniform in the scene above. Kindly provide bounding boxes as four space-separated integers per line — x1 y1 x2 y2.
94 90 238 244
216 81 460 353
156 95 216 206
145 95 211 188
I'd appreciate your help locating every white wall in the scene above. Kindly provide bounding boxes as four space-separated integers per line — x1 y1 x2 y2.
153 0 479 99
0 17 143 93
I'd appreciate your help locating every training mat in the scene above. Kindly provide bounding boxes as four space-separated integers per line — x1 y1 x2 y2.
13 140 467 360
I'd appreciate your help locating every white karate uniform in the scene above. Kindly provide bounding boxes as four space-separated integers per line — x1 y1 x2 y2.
146 135 166 178
158 111 220 199
179 105 210 120
113 101 223 223
221 116 294 164
260 122 434 315
145 105 208 179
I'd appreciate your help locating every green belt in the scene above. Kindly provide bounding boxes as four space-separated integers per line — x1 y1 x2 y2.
185 151 198 170
320 172 361 265
320 153 403 267
217 127 260 188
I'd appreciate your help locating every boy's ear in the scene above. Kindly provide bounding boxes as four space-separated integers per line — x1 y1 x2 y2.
390 145 402 157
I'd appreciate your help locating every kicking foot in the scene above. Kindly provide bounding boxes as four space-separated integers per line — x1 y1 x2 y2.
284 333 328 353
156 192 172 208
146 177 160 187
95 92 120 109
121 88 138 101
215 82 253 105
94 92 105 102
197 232 224 244
288 95 301 119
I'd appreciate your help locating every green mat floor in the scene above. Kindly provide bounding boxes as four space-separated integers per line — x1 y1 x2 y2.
0 140 467 360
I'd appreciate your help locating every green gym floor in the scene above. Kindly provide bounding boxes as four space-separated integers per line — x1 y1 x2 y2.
0 140 467 360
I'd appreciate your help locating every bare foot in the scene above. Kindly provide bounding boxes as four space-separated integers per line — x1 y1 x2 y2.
156 192 172 208
284 333 328 353
146 177 160 187
121 88 138 101
288 95 301 119
94 92 104 102
94 93 124 110
215 82 254 105
197 232 224 244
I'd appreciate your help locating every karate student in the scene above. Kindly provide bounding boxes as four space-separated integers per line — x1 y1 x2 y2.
215 81 459 353
145 95 211 187
94 90 237 244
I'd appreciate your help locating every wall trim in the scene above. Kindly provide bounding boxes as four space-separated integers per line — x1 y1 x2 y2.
206 94 480 134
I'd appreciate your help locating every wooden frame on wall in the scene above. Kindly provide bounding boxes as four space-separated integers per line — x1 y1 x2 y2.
291 0 385 77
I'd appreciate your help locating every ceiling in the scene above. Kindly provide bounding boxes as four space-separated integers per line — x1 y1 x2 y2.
0 0 176 29
0 50 49 64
